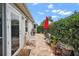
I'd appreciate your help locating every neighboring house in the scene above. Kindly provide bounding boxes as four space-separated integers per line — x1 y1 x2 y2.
0 3 35 56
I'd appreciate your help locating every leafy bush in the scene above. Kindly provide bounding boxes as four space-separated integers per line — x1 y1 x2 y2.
38 11 79 53
48 11 79 52
37 25 43 33
50 35 58 44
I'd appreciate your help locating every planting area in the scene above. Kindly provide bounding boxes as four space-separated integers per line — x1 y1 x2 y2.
37 12 79 56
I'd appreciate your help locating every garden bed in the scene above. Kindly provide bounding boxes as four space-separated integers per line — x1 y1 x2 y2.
50 41 75 56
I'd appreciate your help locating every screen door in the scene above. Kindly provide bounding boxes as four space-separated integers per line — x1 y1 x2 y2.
0 3 3 56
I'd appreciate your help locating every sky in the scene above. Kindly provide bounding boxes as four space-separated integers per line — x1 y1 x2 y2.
26 3 79 25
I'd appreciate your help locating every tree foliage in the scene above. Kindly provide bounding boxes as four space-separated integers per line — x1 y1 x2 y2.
37 11 79 52
40 17 53 26
37 16 53 33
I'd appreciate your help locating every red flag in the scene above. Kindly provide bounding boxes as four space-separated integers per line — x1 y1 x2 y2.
43 16 49 29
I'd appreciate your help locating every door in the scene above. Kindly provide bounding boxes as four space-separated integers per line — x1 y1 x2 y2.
11 13 19 55
0 3 3 56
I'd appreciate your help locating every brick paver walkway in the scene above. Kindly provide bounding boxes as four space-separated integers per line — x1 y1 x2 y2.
29 34 54 56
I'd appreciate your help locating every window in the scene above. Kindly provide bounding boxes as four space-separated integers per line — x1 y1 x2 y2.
11 13 19 55
34 24 36 29
25 20 27 32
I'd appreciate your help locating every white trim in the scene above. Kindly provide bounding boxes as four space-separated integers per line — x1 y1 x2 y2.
6 4 22 56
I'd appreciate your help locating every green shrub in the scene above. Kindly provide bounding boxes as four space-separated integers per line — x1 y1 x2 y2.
38 11 79 52
48 11 79 52
50 35 58 44
37 25 43 33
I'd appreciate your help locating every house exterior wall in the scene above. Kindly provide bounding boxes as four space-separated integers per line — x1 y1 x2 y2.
6 3 26 56
0 3 34 56
27 19 34 39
